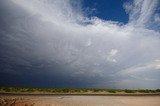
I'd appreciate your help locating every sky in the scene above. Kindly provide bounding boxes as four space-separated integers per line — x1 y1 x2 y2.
82 0 129 23
0 0 160 89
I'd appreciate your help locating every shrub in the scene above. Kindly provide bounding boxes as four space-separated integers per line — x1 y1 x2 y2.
108 90 116 93
156 89 160 92
93 89 100 92
124 90 135 93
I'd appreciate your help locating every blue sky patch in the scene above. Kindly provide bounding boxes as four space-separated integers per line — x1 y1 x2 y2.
82 0 129 24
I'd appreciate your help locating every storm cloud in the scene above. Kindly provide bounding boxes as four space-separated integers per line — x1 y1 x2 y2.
0 0 160 89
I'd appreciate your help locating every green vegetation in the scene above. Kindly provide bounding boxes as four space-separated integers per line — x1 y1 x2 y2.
108 90 116 93
0 87 160 94
124 89 136 93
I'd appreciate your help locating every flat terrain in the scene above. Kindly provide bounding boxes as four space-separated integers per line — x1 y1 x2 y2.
0 94 160 106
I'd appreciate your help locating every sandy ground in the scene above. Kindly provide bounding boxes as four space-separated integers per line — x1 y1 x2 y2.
0 95 160 106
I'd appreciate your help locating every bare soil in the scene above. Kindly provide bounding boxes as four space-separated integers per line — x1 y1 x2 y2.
0 94 160 106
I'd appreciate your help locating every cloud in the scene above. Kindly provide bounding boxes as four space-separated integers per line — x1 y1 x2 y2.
154 14 160 22
117 60 160 75
124 0 160 29
107 49 118 63
0 0 160 89
111 60 160 89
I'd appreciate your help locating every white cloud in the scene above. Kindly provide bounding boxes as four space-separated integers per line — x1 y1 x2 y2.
118 60 160 75
125 0 159 28
107 49 118 63
85 39 92 47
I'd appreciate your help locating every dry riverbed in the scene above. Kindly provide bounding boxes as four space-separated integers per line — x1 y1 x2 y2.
0 94 160 106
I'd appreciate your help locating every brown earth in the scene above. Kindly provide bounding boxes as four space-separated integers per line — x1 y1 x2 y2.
0 95 160 106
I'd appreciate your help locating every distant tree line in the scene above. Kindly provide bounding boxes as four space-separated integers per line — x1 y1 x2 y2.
0 87 160 93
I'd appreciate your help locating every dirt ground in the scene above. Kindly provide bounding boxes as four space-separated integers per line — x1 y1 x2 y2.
0 95 160 106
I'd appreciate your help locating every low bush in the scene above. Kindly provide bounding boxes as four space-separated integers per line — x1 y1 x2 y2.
124 89 136 93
